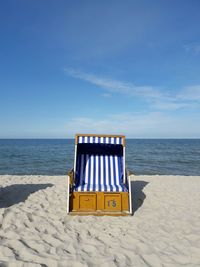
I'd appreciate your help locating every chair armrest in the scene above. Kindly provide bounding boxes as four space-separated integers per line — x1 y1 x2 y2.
125 169 134 188
67 168 74 186
126 169 134 177
126 170 133 215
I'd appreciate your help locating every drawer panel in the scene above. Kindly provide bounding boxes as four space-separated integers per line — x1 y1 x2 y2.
79 194 97 211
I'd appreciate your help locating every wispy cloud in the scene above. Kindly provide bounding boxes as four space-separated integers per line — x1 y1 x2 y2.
177 85 200 101
184 43 200 55
64 112 200 138
64 68 200 111
152 98 197 110
64 68 163 99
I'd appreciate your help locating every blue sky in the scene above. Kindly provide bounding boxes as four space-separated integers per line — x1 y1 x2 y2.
0 0 200 138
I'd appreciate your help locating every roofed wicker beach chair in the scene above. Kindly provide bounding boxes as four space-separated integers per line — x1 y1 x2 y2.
67 134 132 215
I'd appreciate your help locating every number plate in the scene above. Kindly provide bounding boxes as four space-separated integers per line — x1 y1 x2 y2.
104 194 121 211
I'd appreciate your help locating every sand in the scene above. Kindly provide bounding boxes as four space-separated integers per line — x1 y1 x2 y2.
0 175 200 267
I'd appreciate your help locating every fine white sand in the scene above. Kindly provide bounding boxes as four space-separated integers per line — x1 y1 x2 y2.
0 175 200 267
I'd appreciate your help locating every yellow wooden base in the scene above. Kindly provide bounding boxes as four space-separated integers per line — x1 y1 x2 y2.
69 191 130 216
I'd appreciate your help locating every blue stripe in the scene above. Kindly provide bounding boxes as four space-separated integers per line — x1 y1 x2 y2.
112 155 119 192
87 155 91 191
84 155 88 190
103 155 107 191
76 154 80 187
81 154 85 191
75 155 78 186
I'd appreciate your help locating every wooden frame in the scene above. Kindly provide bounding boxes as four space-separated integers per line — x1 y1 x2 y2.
75 133 126 146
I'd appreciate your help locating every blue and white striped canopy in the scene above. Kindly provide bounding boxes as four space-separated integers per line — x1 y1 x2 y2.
77 135 124 145
74 134 127 192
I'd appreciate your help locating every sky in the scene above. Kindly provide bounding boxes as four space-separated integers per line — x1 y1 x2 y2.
0 0 200 138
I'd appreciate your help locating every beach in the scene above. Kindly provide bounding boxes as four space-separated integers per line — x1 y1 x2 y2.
0 175 200 267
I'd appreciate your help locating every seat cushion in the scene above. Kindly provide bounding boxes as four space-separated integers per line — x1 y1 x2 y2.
74 154 127 192
75 183 127 192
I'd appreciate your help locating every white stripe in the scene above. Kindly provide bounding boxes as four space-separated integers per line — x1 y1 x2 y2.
90 136 93 143
118 185 123 192
106 137 109 144
79 136 82 143
85 136 88 143
95 155 99 191
110 155 114 189
115 156 120 186
111 137 114 144
105 155 110 191
83 184 87 192
95 136 98 143
100 156 104 191
100 137 104 144
123 147 126 183
90 155 94 191
116 138 119 144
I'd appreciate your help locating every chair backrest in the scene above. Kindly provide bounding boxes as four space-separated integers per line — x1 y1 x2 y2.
74 134 126 192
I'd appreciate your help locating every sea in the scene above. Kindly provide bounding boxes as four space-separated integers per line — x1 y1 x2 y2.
0 139 199 176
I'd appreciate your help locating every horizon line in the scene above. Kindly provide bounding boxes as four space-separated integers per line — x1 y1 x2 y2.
0 137 200 140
